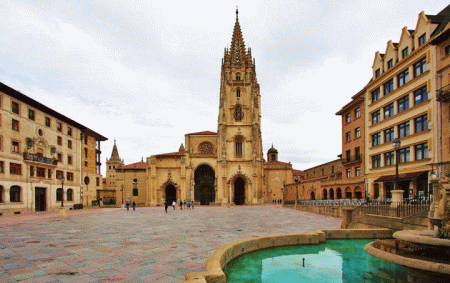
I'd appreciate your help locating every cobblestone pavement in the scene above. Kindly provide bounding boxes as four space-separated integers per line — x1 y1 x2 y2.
0 205 341 282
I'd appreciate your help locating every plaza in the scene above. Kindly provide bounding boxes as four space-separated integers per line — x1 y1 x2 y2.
0 206 340 282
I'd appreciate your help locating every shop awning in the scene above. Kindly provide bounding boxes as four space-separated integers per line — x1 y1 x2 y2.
374 171 428 183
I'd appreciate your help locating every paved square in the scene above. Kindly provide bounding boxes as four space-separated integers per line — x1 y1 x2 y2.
0 205 340 282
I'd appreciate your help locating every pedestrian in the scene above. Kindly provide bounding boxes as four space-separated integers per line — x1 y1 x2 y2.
126 200 130 211
132 201 136 211
180 200 183 210
164 202 168 213
172 200 176 210
187 200 191 209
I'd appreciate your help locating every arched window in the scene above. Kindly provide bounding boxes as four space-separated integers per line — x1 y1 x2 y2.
56 188 63 201
0 186 3 203
199 142 214 155
236 89 240 98
234 106 243 121
67 189 73 201
133 188 138 196
10 186 21 202
235 136 243 157
236 73 241 80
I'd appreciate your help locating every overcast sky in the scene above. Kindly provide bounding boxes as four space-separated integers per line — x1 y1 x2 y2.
1 0 449 175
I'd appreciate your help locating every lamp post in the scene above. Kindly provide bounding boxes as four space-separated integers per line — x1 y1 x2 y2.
393 137 401 192
295 184 299 208
227 180 231 208
60 176 65 207
121 184 124 204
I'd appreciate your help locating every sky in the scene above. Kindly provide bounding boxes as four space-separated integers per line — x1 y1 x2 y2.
1 0 449 175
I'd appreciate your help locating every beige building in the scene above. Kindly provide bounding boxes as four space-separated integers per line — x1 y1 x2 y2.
0 82 106 215
365 7 450 200
108 11 295 206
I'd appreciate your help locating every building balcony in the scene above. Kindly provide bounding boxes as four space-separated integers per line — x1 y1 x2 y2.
437 84 450 102
23 152 58 166
342 155 361 165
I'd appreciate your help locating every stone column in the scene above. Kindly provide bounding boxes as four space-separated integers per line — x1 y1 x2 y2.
391 190 404 207
341 207 353 229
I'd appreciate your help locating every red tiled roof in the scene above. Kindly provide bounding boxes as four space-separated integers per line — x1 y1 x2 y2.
187 131 216 136
292 169 303 175
155 151 186 157
117 161 147 170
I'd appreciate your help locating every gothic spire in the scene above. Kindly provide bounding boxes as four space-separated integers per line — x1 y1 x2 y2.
109 139 121 162
230 7 247 64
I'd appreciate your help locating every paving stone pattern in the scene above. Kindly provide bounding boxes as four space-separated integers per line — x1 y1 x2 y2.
0 205 341 282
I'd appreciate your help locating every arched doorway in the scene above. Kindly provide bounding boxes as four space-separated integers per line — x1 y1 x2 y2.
336 188 342 199
234 177 245 205
329 188 335 200
354 186 362 199
165 184 177 205
194 164 215 205
345 187 352 199
310 191 315 200
322 189 327 200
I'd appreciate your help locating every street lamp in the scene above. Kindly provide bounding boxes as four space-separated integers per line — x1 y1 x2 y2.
295 184 299 208
393 138 401 192
121 185 124 204
227 180 231 208
60 176 65 207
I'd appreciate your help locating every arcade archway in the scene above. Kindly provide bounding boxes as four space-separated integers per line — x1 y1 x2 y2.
194 164 215 205
234 177 245 205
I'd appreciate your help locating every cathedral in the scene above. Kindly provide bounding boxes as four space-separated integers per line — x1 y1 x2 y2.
104 10 295 206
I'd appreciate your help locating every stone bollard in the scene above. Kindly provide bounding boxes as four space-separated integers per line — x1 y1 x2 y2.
58 207 69 218
390 190 404 208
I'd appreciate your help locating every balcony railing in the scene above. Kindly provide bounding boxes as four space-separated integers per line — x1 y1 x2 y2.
342 155 361 164
23 152 58 166
437 84 450 102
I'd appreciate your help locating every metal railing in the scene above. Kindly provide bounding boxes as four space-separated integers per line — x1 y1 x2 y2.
342 155 361 164
298 199 366 206
23 152 58 165
437 84 450 102
351 198 430 221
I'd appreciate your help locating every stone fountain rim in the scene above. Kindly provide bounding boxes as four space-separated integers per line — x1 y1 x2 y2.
393 230 450 247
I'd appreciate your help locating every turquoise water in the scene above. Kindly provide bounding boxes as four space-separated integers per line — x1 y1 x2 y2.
224 239 421 283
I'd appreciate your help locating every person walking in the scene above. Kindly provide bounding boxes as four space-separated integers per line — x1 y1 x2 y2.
165 202 169 213
132 201 136 211
172 200 176 210
126 200 130 211
187 200 191 209
180 200 183 210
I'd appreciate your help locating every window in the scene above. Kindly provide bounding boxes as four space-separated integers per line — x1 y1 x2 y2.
12 140 20 153
68 140 72 149
133 188 138 196
45 117 51 127
372 155 381 168
67 172 74 181
85 161 88 167
397 69 409 87
96 177 100 186
28 109 35 120
372 88 380 102
413 58 427 77
10 163 22 175
236 73 241 80
375 68 380 78
47 169 52 179
372 132 381 147
345 150 351 161
355 127 361 138
67 127 72 136
418 33 426 47
384 127 395 143
415 143 428 160
399 147 410 163
84 148 88 158
355 147 360 159
235 138 243 157
12 119 19 131
355 167 360 177
387 59 393 69
398 121 410 138
56 170 64 180
414 114 428 133
398 95 410 113
402 47 409 58
234 106 243 121
30 166 35 177
84 135 87 145
57 153 62 163
345 113 351 123
0 161 4 174
56 188 63 201
67 189 73 201
37 167 46 178
384 103 394 119
346 168 351 178
372 110 381 124
11 101 19 114
68 155 73 165
57 136 62 146
199 142 213 155
236 89 240 98
355 107 360 118
384 79 394 95
57 122 62 132
345 132 351 142
10 186 20 202
445 45 450 56
385 151 395 166
414 86 428 105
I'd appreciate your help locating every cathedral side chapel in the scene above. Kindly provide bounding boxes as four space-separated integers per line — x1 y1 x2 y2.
105 10 296 206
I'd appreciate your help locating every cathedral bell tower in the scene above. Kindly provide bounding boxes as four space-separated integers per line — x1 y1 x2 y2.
217 9 264 205
105 139 124 191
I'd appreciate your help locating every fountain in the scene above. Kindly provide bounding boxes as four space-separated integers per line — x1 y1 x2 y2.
365 174 450 278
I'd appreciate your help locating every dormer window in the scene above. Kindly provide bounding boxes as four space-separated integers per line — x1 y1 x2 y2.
418 33 426 47
387 59 393 69
402 47 409 58
375 68 380 78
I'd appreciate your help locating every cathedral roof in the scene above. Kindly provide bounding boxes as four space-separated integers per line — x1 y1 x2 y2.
154 151 186 157
268 144 278 153
292 169 303 176
186 131 216 136
117 161 146 170
109 139 121 162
